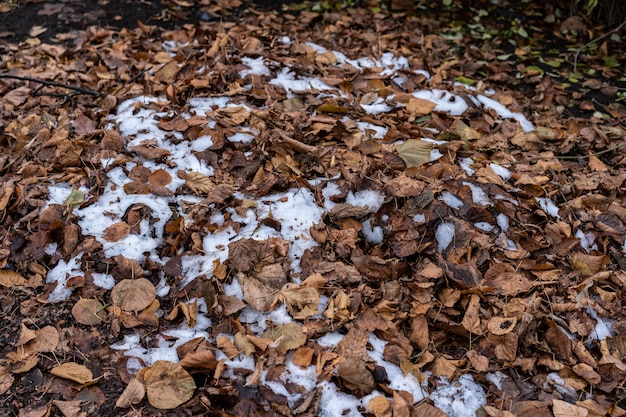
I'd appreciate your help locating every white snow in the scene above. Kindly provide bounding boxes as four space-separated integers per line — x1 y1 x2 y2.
436 222 455 252
345 189 385 212
362 219 384 244
489 163 512 180
576 229 598 253
536 197 560 218
459 157 475 176
46 253 84 302
462 181 493 206
439 191 464 210
430 374 487 417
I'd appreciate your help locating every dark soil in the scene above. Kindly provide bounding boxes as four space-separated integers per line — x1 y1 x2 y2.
0 0 287 43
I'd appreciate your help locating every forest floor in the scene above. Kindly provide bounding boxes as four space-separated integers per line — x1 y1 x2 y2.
1 0 626 416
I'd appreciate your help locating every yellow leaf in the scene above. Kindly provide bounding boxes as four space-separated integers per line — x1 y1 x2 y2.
0 270 26 287
51 362 93 384
262 322 306 355
397 139 433 168
367 396 392 417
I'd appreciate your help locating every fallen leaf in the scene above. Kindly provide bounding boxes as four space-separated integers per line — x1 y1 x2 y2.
366 395 392 417
111 278 156 312
72 298 106 325
102 222 131 242
0 269 24 287
262 322 307 355
397 139 433 168
115 378 145 408
143 360 196 409
51 362 93 384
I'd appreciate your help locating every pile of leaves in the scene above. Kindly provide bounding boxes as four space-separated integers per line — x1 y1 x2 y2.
1 0 626 416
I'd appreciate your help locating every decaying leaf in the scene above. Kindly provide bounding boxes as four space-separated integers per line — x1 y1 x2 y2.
72 298 106 325
275 283 320 319
366 395 392 417
51 362 93 384
111 278 156 312
0 270 26 287
0 366 15 396
397 139 433 168
102 222 131 242
115 378 145 408
143 360 196 409
262 322 306 355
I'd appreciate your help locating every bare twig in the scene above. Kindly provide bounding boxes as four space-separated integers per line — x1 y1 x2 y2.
573 17 626 73
0 74 105 98
276 130 319 154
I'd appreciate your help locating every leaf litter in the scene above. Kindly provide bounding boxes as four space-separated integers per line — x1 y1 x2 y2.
1 0 626 416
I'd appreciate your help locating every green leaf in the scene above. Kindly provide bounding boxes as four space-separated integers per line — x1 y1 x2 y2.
455 76 475 86
397 139 433 168
442 0 452 6
516 26 528 38
63 189 84 206
603 56 619 69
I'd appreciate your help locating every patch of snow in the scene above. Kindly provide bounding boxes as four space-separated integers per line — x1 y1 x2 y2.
240 56 270 77
490 163 511 180
430 374 487 417
439 191 464 210
436 222 455 252
413 213 426 224
92 272 115 290
46 253 84 302
496 214 509 232
227 132 255 143
576 229 598 253
474 222 495 232
536 197 560 218
362 219 384 244
486 371 506 390
587 305 614 341
459 157 475 176
462 181 493 206
475 94 535 132
429 148 444 162
346 189 385 212
412 89 468 116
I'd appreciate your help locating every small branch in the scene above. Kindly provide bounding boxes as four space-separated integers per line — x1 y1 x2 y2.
0 74 105 98
573 17 626 73
276 130 319 154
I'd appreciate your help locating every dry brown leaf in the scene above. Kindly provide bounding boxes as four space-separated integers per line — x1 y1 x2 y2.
414 402 450 417
466 349 489 372
336 357 375 394
0 366 15 395
166 300 197 328
234 332 256 356
366 396 392 417
143 360 196 409
52 400 85 417
102 222 131 242
148 169 172 186
185 172 214 195
461 294 482 334
0 270 26 287
72 298 106 325
487 316 517 335
552 399 588 417
115 378 145 408
276 283 320 319
397 139 433 168
406 97 436 115
291 347 314 367
262 322 307 355
217 335 240 359
51 362 93 384
111 278 156 312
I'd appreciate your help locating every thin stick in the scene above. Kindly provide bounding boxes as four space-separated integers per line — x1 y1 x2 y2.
573 17 626 73
0 74 105 98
